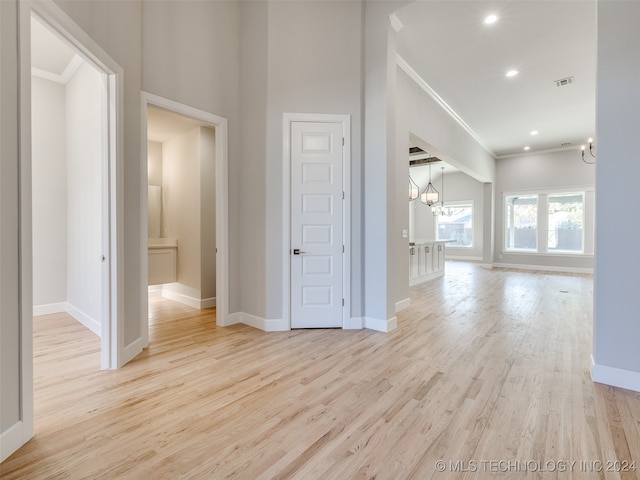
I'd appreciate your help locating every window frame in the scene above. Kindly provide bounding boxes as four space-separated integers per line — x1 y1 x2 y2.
435 201 474 248
503 189 591 256
504 194 539 252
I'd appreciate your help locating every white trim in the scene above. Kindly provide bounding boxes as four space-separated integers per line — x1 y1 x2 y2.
235 312 289 332
31 54 82 84
33 302 66 316
446 255 483 262
395 298 411 313
480 263 495 269
493 262 593 275
364 316 398 333
344 317 364 330
65 303 101 337
396 54 495 158
159 289 216 310
0 422 27 463
140 93 231 341
122 338 144 366
496 144 582 160
501 251 593 258
388 13 404 33
148 285 163 298
502 186 595 197
283 113 352 330
592 356 640 393
225 312 243 326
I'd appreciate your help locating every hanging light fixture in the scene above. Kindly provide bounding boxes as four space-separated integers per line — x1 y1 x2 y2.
409 174 419 201
581 137 596 164
432 166 447 216
420 162 439 206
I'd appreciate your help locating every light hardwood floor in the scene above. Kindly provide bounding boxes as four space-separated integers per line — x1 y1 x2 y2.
3 262 640 479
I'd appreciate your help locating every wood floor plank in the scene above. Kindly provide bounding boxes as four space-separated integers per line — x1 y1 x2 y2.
2 262 640 479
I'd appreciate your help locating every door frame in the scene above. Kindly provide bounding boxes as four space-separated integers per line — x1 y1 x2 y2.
20 0 123 371
13 0 124 457
139 92 230 343
283 113 351 329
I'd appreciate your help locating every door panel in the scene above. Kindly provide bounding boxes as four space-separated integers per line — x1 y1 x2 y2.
291 121 343 328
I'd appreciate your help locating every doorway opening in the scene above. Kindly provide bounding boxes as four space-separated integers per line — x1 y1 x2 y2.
28 11 120 370
140 93 229 346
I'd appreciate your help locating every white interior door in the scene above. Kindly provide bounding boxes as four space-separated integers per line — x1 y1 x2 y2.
291 121 344 328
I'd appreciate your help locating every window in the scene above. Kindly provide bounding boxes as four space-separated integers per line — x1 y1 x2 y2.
505 195 538 251
436 204 473 247
548 193 584 253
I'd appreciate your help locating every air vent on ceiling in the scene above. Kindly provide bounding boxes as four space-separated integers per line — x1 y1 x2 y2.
554 76 574 87
561 142 571 147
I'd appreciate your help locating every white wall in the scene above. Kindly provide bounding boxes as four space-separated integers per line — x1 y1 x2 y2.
200 126 216 299
31 76 68 306
65 61 103 328
147 140 162 187
163 128 202 298
494 149 595 271
593 1 640 389
161 126 215 302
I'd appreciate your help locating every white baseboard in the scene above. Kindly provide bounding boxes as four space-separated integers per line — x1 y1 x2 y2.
343 317 364 329
480 263 495 269
33 302 67 316
66 303 101 337
395 298 411 313
222 311 243 327
0 421 32 463
493 262 593 275
200 297 216 309
236 312 289 332
591 356 640 393
121 338 144 368
160 289 216 309
147 285 163 298
446 255 483 261
364 316 397 332
221 312 397 333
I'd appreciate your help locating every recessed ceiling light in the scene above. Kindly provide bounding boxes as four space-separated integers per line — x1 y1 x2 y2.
523 146 530 151
530 130 539 136
505 70 519 78
484 14 499 25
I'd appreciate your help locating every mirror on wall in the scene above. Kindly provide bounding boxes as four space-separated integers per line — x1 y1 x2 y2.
148 185 161 239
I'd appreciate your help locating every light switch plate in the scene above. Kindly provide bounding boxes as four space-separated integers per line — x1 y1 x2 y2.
402 229 408 238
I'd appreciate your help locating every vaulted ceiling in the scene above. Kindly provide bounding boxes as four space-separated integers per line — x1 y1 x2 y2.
31 2 597 160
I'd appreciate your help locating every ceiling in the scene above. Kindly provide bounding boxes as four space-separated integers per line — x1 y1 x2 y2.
31 17 76 77
395 1 596 158
147 106 212 143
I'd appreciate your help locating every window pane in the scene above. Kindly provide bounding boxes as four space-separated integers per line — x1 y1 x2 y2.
437 204 472 247
506 195 537 250
548 193 584 252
